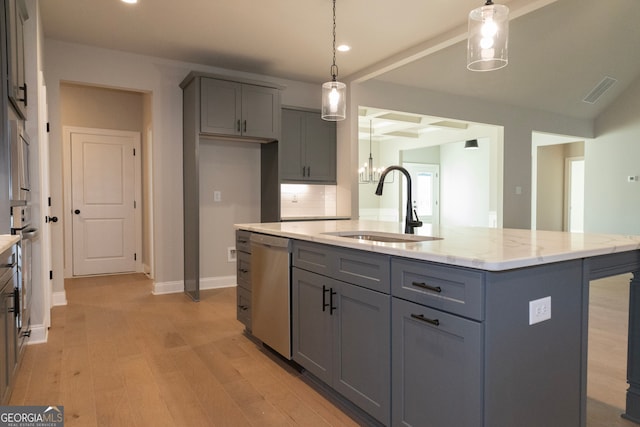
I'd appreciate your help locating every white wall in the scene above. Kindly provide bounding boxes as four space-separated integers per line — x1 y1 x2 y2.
586 75 640 235
440 139 491 227
44 39 321 294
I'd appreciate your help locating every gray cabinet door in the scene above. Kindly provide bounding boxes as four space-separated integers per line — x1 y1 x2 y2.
280 108 336 183
304 112 336 183
280 109 305 180
292 267 334 384
241 85 279 140
200 78 242 136
392 297 483 427
6 0 28 118
333 282 391 425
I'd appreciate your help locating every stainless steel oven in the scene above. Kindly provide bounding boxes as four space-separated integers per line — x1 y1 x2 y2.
10 205 36 352
9 119 30 203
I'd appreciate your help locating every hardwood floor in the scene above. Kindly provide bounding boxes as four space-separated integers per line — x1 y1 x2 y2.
7 273 639 426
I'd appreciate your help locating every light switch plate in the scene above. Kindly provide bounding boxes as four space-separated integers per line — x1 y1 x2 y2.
529 296 551 325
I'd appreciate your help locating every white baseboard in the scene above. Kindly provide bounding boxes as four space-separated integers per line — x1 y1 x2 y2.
52 291 67 306
153 275 237 295
27 323 48 344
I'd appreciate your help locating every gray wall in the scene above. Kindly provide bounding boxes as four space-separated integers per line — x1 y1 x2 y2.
586 75 640 235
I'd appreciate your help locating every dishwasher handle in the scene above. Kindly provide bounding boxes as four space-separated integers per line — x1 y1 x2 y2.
250 233 291 250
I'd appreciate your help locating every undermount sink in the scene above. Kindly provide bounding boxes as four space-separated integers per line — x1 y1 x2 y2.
323 231 443 243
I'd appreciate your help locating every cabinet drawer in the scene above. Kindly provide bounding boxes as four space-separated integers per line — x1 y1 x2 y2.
392 258 484 320
237 287 251 330
236 230 252 254
293 241 390 293
237 251 251 290
292 240 332 275
332 246 390 293
392 297 482 427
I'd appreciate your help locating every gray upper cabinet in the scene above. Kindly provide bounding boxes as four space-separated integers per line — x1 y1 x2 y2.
280 108 336 183
200 77 279 141
6 0 28 119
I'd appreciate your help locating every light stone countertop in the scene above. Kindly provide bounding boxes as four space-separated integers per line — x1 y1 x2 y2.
235 220 640 271
0 234 20 254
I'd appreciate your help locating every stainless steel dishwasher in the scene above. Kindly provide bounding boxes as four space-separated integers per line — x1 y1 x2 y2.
250 233 291 359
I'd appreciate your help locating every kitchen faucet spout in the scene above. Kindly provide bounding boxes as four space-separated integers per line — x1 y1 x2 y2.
375 166 423 234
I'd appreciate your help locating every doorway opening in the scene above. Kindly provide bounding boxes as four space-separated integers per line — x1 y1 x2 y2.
532 132 585 231
59 83 153 279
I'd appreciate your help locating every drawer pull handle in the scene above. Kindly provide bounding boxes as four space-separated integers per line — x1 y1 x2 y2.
411 313 440 326
412 281 442 293
239 305 249 311
239 268 249 273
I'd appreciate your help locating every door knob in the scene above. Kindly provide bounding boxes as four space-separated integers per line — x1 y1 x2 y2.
46 216 58 223
74 209 81 215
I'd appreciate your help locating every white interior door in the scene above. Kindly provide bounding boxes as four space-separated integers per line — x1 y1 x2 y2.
402 162 440 227
71 131 138 275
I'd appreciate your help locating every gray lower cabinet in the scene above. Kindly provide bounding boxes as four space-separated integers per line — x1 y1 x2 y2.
292 267 391 425
392 297 482 427
235 230 252 331
280 108 336 183
0 245 17 404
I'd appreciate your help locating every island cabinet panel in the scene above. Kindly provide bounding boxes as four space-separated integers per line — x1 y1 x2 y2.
235 230 252 330
482 260 583 427
292 267 391 425
392 297 483 427
391 258 484 320
292 240 390 293
200 77 280 140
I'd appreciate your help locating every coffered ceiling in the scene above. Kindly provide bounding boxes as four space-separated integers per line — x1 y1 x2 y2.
39 0 640 121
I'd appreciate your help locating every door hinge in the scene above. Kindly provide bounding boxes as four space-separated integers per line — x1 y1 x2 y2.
46 122 50 133
49 270 53 280
134 200 137 209
48 196 52 207
133 148 136 156
134 253 137 261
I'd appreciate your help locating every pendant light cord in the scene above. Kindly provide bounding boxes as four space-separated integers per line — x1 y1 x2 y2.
330 0 338 81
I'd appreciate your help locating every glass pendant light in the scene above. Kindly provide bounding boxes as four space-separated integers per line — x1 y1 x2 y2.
467 0 509 72
321 0 346 121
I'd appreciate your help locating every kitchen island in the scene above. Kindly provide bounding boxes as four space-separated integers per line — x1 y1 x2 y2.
235 220 640 427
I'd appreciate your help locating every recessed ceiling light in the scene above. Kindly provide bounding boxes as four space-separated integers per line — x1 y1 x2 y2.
337 44 351 52
121 0 138 4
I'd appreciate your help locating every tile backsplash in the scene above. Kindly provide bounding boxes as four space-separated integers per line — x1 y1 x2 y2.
280 184 337 218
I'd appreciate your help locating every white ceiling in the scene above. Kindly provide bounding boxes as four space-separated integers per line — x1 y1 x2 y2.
39 0 640 121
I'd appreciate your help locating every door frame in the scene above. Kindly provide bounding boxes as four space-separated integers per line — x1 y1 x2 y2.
63 126 142 278
564 156 585 232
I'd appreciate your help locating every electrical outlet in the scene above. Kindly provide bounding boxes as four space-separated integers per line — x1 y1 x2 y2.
529 296 551 325
227 247 237 262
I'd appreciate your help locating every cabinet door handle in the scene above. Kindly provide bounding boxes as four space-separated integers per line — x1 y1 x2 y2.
237 120 241 132
412 281 442 293
243 120 247 132
307 166 311 177
329 288 337 315
238 305 249 311
411 313 440 326
18 83 27 106
322 285 330 312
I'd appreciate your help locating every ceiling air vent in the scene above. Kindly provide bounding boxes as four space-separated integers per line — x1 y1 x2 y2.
583 76 617 104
